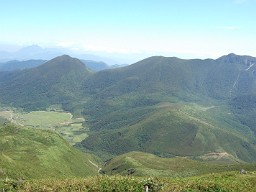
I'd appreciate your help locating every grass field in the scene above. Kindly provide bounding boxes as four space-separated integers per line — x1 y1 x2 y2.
0 108 88 145
1 171 256 191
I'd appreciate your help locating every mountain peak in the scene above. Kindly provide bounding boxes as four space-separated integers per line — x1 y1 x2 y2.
0 55 92 110
40 55 88 71
52 54 73 59
227 53 237 56
58 54 72 58
217 53 256 65
49 54 75 62
18 45 43 52
217 53 237 59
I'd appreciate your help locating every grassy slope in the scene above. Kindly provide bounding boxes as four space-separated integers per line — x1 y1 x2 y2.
102 151 256 177
82 103 256 162
0 123 98 179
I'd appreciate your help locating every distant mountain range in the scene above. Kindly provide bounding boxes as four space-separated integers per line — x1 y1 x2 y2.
0 58 110 72
0 53 256 162
0 45 120 64
0 59 47 71
0 46 129 72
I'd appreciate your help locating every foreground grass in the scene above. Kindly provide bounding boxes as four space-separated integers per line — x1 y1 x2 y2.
0 123 98 179
1 172 255 191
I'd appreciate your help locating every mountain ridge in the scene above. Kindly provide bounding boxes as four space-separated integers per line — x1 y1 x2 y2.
0 53 256 162
0 45 120 64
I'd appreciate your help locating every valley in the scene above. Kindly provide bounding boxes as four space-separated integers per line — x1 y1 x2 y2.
0 54 256 191
0 106 88 145
1 0 256 190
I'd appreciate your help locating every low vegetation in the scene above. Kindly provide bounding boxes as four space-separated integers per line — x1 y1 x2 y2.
0 123 98 179
1 172 256 191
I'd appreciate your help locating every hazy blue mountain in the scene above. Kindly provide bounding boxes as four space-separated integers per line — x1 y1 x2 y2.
0 45 62 61
81 60 128 72
0 45 118 64
81 60 109 72
0 59 46 71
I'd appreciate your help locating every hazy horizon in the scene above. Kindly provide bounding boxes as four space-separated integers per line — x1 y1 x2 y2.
1 0 256 61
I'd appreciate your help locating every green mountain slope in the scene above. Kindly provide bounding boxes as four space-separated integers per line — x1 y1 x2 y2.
1 54 256 162
0 55 92 111
79 54 256 161
80 54 256 134
0 122 98 179
81 59 109 72
0 59 46 71
82 103 256 161
102 151 256 177
82 54 256 100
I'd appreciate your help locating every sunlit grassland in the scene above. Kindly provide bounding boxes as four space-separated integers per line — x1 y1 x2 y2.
0 107 88 145
0 124 98 180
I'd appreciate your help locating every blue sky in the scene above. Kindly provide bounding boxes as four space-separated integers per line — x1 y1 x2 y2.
0 0 255 59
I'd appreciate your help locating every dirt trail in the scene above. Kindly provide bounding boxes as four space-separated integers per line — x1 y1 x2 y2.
89 160 102 173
